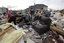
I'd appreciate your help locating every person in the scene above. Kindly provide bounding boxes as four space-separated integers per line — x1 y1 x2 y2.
35 9 39 16
19 12 31 25
40 8 44 16
16 12 26 23
30 8 35 21
44 10 51 17
25 12 31 25
30 8 35 15
6 8 21 25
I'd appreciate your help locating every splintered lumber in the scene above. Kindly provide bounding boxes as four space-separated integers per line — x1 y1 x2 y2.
0 29 25 43
0 27 15 41
0 23 13 30
50 26 64 36
0 23 15 35
0 27 14 35
0 25 10 30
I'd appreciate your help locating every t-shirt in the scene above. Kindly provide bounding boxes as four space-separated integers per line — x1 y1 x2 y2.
44 10 51 17
6 11 13 18
22 10 26 15
30 10 35 15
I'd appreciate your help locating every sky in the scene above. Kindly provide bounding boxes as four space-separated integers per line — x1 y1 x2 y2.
0 0 64 10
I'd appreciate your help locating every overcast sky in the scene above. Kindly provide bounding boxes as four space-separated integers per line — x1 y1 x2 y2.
0 0 64 10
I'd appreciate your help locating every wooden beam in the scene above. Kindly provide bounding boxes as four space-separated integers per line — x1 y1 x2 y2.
50 26 64 36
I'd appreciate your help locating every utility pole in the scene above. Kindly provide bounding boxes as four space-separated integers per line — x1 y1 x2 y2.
34 0 36 5
33 0 36 10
